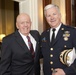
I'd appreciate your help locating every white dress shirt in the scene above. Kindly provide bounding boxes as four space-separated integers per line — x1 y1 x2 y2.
19 31 36 51
50 23 62 42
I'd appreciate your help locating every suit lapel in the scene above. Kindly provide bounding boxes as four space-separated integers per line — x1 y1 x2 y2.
14 30 40 59
45 29 51 47
14 31 29 52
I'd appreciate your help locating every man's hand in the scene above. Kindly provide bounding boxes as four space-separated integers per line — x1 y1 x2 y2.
52 68 66 75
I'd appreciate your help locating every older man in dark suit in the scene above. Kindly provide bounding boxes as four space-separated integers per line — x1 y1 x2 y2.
0 13 40 75
40 4 76 75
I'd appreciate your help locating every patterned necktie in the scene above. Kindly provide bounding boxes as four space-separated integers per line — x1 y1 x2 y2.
51 28 56 44
27 36 35 58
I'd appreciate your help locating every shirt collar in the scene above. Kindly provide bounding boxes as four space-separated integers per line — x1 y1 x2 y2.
50 23 62 32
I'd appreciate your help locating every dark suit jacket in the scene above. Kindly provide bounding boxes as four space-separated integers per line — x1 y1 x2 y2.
0 30 40 75
40 24 76 75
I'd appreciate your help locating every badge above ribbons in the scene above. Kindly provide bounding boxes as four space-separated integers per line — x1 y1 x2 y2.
60 47 76 66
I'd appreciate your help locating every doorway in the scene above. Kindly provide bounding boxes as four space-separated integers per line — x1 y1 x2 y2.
0 0 19 35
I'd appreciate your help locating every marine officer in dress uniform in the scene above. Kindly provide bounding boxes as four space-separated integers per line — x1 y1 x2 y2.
40 4 76 75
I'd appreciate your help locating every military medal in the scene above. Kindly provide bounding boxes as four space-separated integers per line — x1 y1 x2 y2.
64 37 68 41
63 31 70 41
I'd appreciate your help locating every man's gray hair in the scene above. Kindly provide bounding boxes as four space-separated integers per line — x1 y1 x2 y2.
44 4 60 16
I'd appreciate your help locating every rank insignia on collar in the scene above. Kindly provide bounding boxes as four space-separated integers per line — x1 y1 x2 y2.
61 28 64 30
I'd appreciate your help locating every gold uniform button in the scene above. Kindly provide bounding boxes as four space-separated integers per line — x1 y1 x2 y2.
50 61 53 64
61 28 64 30
50 54 53 57
51 68 53 71
64 45 67 48
50 48 53 51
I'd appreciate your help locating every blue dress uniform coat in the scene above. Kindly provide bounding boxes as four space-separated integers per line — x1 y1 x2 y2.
0 30 40 75
40 24 76 75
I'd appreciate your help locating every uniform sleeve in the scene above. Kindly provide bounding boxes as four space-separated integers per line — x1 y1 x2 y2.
63 28 76 74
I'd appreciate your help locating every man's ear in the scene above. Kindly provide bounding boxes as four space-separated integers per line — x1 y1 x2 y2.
16 22 19 29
